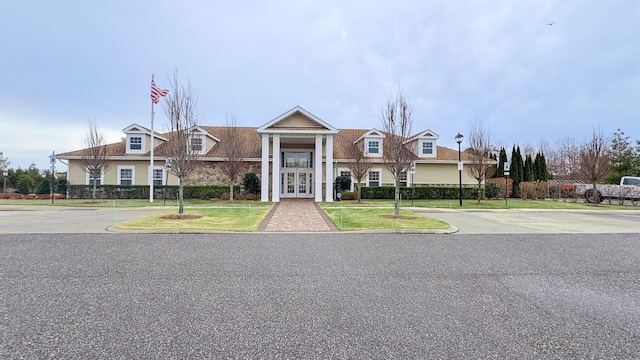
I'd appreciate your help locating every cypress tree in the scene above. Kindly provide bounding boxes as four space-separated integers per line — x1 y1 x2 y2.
496 147 507 178
524 154 534 182
540 152 549 181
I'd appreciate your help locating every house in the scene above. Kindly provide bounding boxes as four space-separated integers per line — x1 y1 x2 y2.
57 106 479 202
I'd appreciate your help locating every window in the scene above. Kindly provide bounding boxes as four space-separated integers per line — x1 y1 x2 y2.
367 170 381 187
190 136 203 152
86 170 104 185
153 168 164 186
129 137 142 150
120 168 133 185
400 171 407 187
368 140 380 154
421 141 433 155
340 170 351 177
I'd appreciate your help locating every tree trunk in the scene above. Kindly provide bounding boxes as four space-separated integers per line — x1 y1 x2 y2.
477 181 482 204
394 179 400 217
357 182 362 203
178 177 184 216
92 181 97 203
229 183 234 203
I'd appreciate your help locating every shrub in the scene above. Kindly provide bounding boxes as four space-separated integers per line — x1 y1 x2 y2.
340 191 357 200
334 176 351 193
360 186 478 200
36 178 51 195
485 182 501 199
16 175 34 195
243 173 261 194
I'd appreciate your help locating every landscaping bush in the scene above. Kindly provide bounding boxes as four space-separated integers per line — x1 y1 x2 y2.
36 178 50 195
16 175 34 195
484 182 501 199
334 176 351 193
339 191 357 200
243 173 261 194
360 186 478 200
67 185 240 200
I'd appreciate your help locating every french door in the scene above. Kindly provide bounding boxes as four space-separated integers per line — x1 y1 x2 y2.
281 169 313 198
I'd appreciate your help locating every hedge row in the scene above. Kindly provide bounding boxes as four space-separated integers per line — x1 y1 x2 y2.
68 185 241 200
356 186 480 200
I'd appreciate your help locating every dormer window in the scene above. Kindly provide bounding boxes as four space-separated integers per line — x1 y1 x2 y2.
190 136 203 152
130 137 142 150
421 141 433 155
368 140 380 155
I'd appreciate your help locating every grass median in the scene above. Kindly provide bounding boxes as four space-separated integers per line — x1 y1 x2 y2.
114 205 273 232
321 206 450 232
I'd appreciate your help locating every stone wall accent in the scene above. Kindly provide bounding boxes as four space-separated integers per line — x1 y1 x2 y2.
186 161 261 187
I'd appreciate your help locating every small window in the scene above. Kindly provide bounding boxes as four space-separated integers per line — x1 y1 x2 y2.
130 137 142 150
340 170 351 177
120 168 133 185
400 171 407 187
368 170 380 187
422 141 433 155
368 140 379 154
153 168 164 186
190 137 203 152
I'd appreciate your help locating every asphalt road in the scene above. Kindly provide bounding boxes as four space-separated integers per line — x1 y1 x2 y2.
2 233 639 359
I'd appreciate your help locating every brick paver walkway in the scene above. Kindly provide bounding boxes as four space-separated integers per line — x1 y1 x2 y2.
258 199 338 232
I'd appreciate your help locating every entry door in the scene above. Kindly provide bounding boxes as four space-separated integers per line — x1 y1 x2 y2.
282 169 313 198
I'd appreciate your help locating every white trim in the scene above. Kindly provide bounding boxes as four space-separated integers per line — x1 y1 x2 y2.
123 123 168 141
272 134 280 202
261 134 269 202
152 166 165 186
325 135 333 202
355 129 385 143
366 168 382 187
257 106 339 134
126 135 145 154
315 135 323 202
419 140 436 158
117 165 135 185
365 139 383 157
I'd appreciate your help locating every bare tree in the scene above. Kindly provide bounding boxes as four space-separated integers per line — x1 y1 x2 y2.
547 138 581 180
578 127 611 203
218 115 245 202
162 72 200 216
81 120 110 202
341 136 371 203
466 118 495 203
381 89 414 217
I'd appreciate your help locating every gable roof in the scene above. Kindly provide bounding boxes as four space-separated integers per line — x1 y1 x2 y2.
257 106 338 134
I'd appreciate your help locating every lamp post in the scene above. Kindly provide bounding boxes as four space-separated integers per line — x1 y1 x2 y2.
455 133 464 207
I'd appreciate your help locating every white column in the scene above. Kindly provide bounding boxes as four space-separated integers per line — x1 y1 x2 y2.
261 134 269 202
315 135 323 202
325 135 334 202
272 134 280 202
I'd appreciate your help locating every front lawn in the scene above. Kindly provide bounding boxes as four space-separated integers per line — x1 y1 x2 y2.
115 206 272 232
321 207 450 231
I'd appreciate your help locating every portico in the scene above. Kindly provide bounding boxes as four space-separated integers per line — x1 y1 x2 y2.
257 106 338 202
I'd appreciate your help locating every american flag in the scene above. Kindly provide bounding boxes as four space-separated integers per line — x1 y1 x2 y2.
151 80 169 104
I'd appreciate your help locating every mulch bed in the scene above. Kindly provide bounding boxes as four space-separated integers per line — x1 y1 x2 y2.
160 215 202 220
380 214 416 220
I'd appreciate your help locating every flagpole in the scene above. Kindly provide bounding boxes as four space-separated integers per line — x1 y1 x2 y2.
150 74 155 203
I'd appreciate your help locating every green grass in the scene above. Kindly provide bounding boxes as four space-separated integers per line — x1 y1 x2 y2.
322 198 639 210
115 206 272 232
322 207 450 231
0 199 270 208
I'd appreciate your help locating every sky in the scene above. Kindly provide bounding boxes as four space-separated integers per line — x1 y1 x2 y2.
1 0 639 171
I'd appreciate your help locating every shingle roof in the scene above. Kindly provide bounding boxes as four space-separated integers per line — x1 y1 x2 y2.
58 126 474 161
